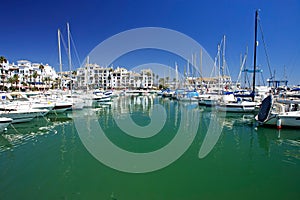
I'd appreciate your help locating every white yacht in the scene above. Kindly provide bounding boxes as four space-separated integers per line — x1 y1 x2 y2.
216 94 258 113
92 90 112 102
2 92 55 111
63 94 85 110
256 95 300 127
198 94 220 107
0 106 49 123
0 117 13 132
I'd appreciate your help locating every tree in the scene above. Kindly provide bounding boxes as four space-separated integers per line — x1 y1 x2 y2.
53 77 61 89
47 77 52 89
43 77 51 90
28 75 32 90
24 74 28 88
165 76 169 86
43 77 48 89
8 77 14 90
39 64 45 88
159 78 165 86
12 74 19 90
32 71 38 90
0 56 7 64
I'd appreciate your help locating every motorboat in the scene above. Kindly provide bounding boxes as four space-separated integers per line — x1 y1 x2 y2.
256 95 300 128
216 94 258 113
0 117 13 132
0 106 49 123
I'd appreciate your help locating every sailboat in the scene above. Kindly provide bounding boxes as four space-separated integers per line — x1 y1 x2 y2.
216 11 260 113
198 35 231 107
57 23 84 110
254 10 300 128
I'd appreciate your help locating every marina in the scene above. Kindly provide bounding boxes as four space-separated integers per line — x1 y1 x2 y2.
0 94 300 199
1 1 300 199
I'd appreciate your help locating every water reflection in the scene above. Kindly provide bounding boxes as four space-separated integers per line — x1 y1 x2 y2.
112 95 154 114
0 113 73 152
75 95 201 173
256 127 300 162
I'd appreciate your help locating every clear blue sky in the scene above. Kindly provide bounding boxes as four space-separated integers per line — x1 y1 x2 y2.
1 0 299 85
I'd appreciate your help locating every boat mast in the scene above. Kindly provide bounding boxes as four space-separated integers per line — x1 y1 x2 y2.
67 23 72 91
58 29 63 90
86 56 89 91
252 10 259 101
217 44 221 94
175 62 178 89
222 35 226 78
200 48 203 82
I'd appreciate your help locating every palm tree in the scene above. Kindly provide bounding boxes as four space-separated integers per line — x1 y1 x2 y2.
28 75 32 90
159 78 165 86
13 74 19 90
32 71 38 90
54 77 61 89
0 56 7 64
39 64 45 88
48 77 52 89
43 77 51 90
43 77 47 89
165 76 169 86
8 77 14 91
24 74 28 89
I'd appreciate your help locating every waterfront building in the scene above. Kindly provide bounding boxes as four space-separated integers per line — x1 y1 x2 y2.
75 63 153 90
0 58 58 91
1 57 153 91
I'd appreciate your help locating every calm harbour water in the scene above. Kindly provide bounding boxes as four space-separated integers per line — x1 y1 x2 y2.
0 96 300 200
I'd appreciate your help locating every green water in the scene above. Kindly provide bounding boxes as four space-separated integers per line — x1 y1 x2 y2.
1 96 300 199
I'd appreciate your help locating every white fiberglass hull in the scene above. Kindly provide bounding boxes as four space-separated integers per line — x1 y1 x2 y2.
198 99 218 107
0 117 13 132
178 97 199 102
96 97 111 102
0 109 48 123
263 112 300 127
49 102 73 114
216 102 257 113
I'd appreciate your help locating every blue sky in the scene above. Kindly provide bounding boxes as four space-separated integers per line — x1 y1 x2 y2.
1 0 300 85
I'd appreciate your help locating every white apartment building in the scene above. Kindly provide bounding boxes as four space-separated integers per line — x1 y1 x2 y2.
0 59 58 90
76 64 153 89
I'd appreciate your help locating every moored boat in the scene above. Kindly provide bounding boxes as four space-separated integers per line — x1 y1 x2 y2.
49 101 73 114
0 117 13 132
256 95 300 128
216 94 258 113
0 107 49 123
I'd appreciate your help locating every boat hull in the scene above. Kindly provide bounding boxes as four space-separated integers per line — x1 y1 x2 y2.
49 104 73 114
263 113 300 127
0 117 13 132
0 110 45 123
216 103 256 113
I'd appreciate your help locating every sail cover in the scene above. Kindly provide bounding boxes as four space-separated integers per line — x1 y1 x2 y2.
257 95 273 123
